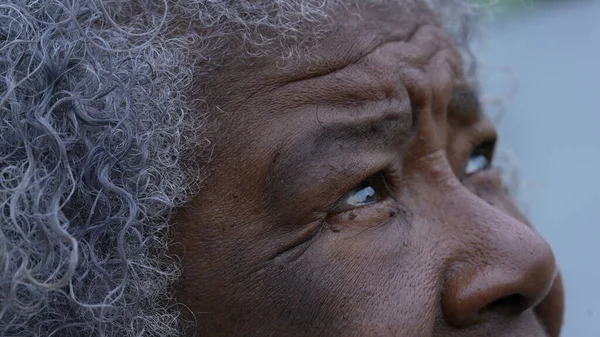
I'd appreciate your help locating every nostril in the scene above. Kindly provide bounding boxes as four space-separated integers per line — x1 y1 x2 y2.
481 294 529 316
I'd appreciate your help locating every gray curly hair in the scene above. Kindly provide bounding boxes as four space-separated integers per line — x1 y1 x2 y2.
0 0 482 335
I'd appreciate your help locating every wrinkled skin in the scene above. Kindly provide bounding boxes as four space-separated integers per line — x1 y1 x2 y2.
172 2 564 336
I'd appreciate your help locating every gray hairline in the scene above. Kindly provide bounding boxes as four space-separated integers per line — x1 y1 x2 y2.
0 1 482 336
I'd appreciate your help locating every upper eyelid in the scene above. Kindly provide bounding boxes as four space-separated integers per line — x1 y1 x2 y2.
447 84 484 123
475 139 497 161
460 119 498 162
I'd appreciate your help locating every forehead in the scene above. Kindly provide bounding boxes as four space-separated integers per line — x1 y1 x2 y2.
282 1 443 76
204 1 460 103
199 2 471 187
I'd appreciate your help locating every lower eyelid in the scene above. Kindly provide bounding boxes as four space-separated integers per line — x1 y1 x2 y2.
325 199 401 228
461 167 505 195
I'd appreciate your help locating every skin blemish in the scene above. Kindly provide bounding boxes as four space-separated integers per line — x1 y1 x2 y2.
328 223 342 232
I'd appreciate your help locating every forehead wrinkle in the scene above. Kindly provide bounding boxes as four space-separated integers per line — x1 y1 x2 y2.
271 62 411 110
275 21 424 89
264 2 440 88
210 5 443 121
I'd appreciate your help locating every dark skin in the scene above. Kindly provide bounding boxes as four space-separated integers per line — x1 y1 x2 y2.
172 2 564 336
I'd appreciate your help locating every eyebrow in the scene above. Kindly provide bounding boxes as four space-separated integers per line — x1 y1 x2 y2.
447 84 484 123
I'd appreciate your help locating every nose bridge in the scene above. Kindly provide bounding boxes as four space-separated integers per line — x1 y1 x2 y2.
419 170 558 327
440 181 555 271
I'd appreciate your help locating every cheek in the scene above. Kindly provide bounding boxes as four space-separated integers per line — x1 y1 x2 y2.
270 217 443 335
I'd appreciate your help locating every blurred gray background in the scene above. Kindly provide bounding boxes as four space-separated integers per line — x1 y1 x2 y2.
476 1 600 336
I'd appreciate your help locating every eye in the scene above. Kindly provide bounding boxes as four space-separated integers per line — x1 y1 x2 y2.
331 173 389 213
464 153 490 175
464 141 494 175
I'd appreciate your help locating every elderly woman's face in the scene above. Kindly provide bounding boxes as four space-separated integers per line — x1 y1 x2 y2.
173 2 564 336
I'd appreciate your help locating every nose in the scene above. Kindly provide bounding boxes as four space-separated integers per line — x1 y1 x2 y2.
441 198 558 327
